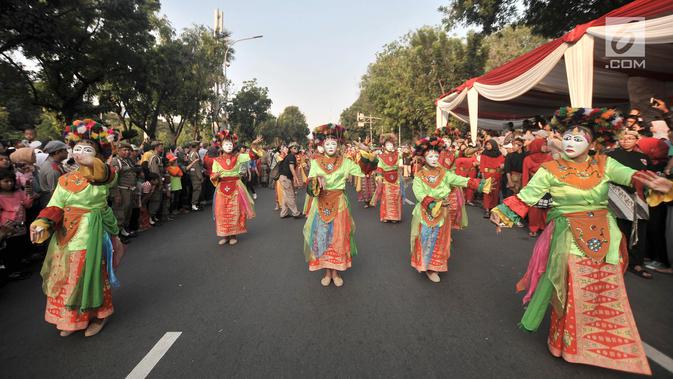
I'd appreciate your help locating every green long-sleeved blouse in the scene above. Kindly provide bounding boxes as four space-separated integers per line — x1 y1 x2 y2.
307 156 364 191
515 155 635 264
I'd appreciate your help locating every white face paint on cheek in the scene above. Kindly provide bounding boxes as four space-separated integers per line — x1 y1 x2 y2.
562 133 589 158
384 142 395 152
425 151 440 167
324 140 338 156
223 141 234 153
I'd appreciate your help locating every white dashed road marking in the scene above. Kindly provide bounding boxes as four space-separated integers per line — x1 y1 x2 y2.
126 332 182 379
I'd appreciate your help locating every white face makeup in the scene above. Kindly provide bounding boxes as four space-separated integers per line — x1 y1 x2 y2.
222 140 234 153
324 139 338 156
73 142 96 166
384 142 395 152
316 145 325 154
562 130 590 158
425 150 440 167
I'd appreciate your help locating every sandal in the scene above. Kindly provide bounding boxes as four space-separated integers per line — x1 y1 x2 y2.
628 266 653 279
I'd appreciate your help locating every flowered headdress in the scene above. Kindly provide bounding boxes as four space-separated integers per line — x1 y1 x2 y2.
550 107 623 143
413 136 446 156
379 133 397 145
313 123 346 145
64 119 117 157
216 129 238 143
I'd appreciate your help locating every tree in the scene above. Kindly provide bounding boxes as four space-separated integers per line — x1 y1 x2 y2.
162 26 226 144
438 0 517 35
349 27 476 142
438 0 632 38
482 25 547 71
0 61 41 135
276 106 309 144
0 0 160 123
255 114 279 145
228 79 272 142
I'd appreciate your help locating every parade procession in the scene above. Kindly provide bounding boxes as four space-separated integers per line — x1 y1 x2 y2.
3 0 673 377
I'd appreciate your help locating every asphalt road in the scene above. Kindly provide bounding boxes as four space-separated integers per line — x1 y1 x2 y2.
1 184 672 378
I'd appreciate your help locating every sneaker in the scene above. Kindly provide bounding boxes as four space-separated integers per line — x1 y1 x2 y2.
645 261 664 270
120 228 130 237
253 193 257 200
149 218 156 226
191 204 200 211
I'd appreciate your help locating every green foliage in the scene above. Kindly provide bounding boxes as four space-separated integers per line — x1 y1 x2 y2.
0 0 160 123
255 114 279 145
438 0 517 35
228 79 272 143
524 0 631 38
482 25 547 71
0 1 232 142
0 62 41 132
439 0 632 38
348 27 483 143
276 106 309 144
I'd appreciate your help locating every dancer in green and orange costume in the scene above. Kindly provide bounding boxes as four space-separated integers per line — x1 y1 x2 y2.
490 107 673 375
303 124 363 287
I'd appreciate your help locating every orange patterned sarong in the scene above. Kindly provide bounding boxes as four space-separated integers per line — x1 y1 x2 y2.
214 178 247 237
308 191 353 272
380 181 401 222
44 249 113 331
548 255 651 375
411 215 452 272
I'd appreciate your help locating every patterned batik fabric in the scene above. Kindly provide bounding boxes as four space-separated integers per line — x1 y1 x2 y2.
380 180 402 221
214 180 254 237
410 214 452 272
548 255 651 375
43 249 113 331
358 175 377 203
303 192 356 272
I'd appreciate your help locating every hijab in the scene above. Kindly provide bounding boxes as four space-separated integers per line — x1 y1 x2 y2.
482 139 501 158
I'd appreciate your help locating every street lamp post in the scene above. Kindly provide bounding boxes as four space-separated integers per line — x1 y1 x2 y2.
216 34 263 131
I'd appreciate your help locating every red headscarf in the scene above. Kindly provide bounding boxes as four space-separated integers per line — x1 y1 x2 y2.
522 139 553 185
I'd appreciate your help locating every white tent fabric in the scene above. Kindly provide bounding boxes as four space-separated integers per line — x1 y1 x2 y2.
586 13 673 44
472 43 568 102
564 34 594 107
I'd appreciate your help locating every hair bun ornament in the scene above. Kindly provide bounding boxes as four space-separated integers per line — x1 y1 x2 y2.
413 136 445 156
313 123 346 144
216 129 238 143
64 119 117 157
550 107 624 143
379 133 397 146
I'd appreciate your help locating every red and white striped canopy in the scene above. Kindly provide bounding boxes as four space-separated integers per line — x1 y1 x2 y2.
436 0 673 140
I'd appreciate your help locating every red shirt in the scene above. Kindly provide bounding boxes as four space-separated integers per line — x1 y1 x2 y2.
455 156 477 178
203 155 215 176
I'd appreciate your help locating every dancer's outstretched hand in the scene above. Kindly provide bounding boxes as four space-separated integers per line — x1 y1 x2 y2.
634 171 673 193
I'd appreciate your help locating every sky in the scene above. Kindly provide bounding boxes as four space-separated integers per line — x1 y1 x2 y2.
160 0 457 127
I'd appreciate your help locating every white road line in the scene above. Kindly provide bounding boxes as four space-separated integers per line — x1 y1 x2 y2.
644 342 673 374
126 332 182 379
